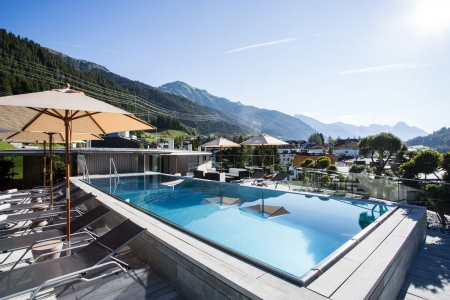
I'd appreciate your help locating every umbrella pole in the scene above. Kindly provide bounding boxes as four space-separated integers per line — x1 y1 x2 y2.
48 133 54 207
220 146 222 173
43 141 46 191
262 144 264 174
64 113 71 253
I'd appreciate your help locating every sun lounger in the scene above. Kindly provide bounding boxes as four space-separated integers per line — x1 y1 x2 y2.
0 181 66 196
0 219 147 299
254 173 290 189
0 193 96 234
232 171 266 184
0 187 83 212
0 204 112 270
1 185 80 206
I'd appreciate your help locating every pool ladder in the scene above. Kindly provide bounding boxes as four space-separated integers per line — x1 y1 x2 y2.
81 156 90 184
110 158 122 190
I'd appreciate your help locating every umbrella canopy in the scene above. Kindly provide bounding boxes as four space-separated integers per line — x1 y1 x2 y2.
0 87 155 247
201 137 240 172
6 131 103 143
0 127 14 133
240 132 287 173
201 137 240 148
0 89 154 134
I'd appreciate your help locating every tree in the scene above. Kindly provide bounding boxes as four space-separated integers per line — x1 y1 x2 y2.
410 150 442 179
191 136 202 150
359 132 404 175
326 165 338 175
399 150 442 180
349 164 368 174
308 133 324 145
0 159 18 189
316 156 331 170
327 136 336 154
441 152 450 182
300 158 315 168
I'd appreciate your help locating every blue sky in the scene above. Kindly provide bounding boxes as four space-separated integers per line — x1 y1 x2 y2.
1 0 449 133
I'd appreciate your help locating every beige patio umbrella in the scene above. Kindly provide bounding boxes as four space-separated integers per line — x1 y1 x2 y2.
0 86 155 247
6 131 103 207
0 128 15 133
201 137 240 172
240 132 287 174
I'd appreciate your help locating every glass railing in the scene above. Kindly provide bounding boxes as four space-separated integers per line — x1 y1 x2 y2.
194 154 280 173
291 167 450 209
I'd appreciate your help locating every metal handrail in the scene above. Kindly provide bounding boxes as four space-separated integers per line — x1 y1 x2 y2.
82 156 90 183
110 158 122 188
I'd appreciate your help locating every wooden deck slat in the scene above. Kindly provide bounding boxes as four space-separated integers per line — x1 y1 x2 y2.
398 230 450 300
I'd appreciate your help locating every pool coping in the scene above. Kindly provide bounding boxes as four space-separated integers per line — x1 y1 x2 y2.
72 174 427 299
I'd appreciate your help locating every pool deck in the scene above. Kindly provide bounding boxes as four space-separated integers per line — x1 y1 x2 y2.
397 228 450 300
72 175 428 299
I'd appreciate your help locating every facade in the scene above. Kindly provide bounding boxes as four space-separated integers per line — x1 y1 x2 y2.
333 139 359 157
0 148 210 190
303 143 325 154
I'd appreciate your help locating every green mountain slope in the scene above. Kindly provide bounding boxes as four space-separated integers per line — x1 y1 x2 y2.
158 81 316 139
0 29 242 135
406 127 450 153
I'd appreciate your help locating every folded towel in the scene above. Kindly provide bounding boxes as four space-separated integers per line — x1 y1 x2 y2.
6 189 18 194
0 203 11 210
0 195 11 200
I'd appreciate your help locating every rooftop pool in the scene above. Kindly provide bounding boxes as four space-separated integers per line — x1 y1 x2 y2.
88 174 395 283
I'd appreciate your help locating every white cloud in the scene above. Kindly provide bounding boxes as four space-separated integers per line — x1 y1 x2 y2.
301 111 320 117
225 38 297 54
340 115 357 119
339 63 436 75
364 112 373 115
313 30 339 37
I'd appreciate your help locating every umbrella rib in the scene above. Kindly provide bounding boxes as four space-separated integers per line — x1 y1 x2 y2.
22 108 49 131
71 111 96 120
84 111 107 134
27 107 61 119
124 114 156 128
49 109 64 119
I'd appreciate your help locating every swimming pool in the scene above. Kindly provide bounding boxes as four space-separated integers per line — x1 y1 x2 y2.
89 174 395 282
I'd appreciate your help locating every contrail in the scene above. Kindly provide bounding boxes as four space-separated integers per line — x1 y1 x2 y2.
226 38 297 54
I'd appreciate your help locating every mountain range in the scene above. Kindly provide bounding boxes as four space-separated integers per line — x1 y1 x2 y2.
294 114 428 141
158 81 428 141
47 47 429 141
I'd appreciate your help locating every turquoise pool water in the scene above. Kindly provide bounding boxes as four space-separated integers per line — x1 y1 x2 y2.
89 174 393 280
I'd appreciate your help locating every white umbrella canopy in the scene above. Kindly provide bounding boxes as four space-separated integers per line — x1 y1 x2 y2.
0 89 154 134
240 132 288 173
201 137 240 148
240 132 288 146
0 87 155 246
201 137 240 172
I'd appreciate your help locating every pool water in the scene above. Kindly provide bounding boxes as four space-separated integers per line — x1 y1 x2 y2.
89 174 393 280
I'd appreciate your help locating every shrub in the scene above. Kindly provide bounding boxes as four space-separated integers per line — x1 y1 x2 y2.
349 164 368 173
